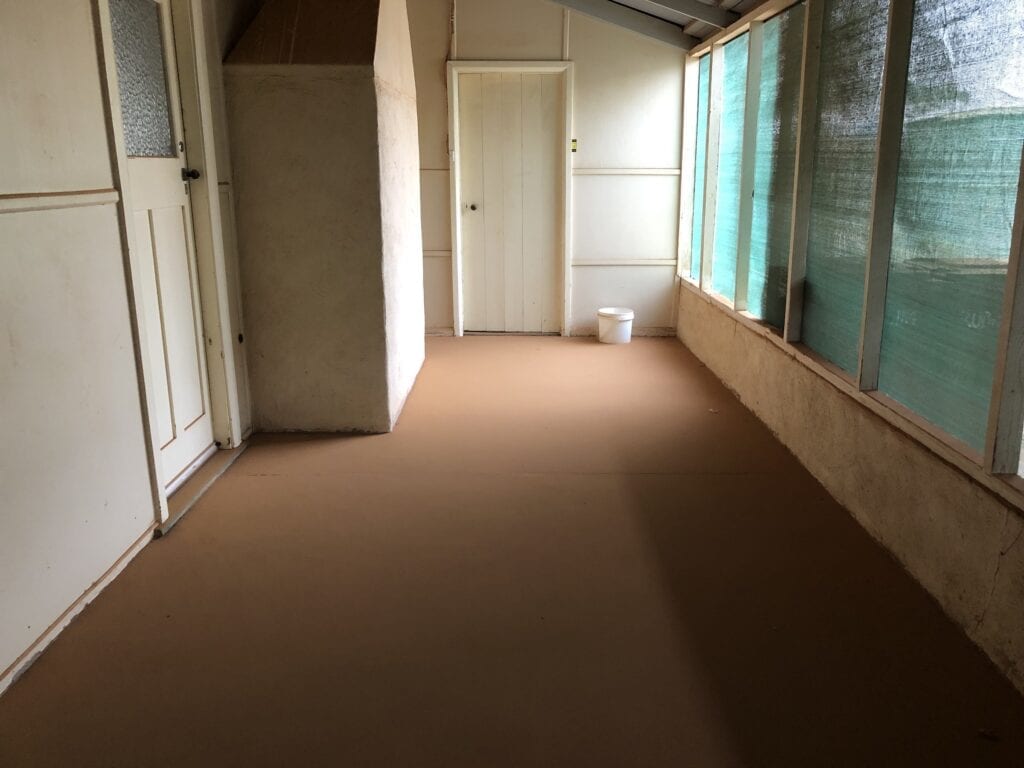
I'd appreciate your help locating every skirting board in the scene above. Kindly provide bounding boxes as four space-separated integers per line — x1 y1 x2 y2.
158 443 249 537
1 445 249 698
0 523 157 698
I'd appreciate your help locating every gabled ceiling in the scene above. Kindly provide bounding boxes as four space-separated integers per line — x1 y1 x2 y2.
549 0 765 50
227 0 380 65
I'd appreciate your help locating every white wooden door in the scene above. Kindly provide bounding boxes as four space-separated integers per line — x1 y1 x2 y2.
111 0 214 489
458 72 563 333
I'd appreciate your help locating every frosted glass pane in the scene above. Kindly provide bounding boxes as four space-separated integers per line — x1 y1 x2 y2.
878 0 1024 452
747 4 805 327
711 34 749 301
803 0 890 373
110 0 175 158
690 56 711 282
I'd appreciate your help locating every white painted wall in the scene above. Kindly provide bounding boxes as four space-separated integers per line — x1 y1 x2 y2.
0 0 156 684
376 0 427 422
408 0 684 334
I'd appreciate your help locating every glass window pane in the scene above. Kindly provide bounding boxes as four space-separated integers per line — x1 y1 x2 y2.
690 56 711 283
747 4 805 327
877 0 1024 452
711 34 750 301
110 0 176 158
803 0 890 373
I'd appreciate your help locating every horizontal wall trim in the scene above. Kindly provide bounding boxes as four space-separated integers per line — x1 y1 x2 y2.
573 259 678 267
678 280 1024 517
0 189 120 215
448 61 575 74
573 168 682 176
424 250 452 258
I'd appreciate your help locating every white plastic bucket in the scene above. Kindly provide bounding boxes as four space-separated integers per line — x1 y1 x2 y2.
597 307 634 344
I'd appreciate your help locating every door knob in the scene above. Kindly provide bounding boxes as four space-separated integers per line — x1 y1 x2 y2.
469 204 477 211
181 168 202 181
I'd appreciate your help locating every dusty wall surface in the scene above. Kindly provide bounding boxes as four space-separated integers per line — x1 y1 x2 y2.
407 0 683 335
226 0 380 65
376 0 426 425
226 0 426 433
676 286 1024 694
0 0 155 681
226 68 392 432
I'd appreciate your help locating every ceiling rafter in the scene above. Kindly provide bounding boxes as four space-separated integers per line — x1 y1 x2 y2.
616 0 740 29
551 0 701 50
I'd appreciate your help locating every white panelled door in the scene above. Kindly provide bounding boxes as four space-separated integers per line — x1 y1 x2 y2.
458 72 563 333
110 0 214 489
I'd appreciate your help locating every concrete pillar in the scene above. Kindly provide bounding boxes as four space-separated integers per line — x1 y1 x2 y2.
225 0 425 433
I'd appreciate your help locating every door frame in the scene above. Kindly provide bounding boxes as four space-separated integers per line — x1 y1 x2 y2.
95 0 247 523
447 61 574 337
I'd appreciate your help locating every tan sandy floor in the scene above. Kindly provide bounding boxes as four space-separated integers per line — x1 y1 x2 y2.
1 336 1023 766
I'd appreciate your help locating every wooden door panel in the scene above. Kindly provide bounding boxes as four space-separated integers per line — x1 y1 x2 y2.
501 74 525 332
150 204 206 431
459 70 562 333
459 74 486 331
114 0 214 488
133 209 174 447
481 72 505 332
534 74 562 333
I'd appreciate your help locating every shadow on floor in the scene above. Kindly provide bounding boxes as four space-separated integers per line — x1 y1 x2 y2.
0 337 1022 767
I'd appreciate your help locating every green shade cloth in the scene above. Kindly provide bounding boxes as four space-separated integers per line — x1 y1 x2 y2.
803 0 890 373
690 55 711 282
711 34 749 301
748 3 805 327
878 0 1024 452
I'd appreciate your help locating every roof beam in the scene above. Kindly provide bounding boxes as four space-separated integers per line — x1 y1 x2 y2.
550 0 701 50
616 0 740 29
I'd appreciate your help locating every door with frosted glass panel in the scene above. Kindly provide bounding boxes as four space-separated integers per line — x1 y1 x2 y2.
457 72 563 333
110 0 214 489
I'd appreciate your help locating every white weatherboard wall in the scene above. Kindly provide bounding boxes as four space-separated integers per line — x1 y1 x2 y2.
226 0 424 432
0 1 156 688
408 0 683 334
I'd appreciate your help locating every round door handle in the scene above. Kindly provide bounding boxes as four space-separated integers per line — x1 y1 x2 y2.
469 204 478 211
181 168 202 181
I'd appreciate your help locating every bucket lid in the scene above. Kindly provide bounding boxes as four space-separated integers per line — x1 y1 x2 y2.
598 307 634 321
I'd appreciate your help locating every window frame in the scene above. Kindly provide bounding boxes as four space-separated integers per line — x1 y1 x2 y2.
677 0 1024 506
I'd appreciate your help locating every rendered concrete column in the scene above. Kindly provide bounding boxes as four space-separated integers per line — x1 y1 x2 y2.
225 0 424 433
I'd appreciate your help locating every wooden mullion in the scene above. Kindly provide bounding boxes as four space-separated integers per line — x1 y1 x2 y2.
734 21 763 312
782 0 824 343
856 0 915 391
985 146 1024 474
699 45 724 291
678 56 700 279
